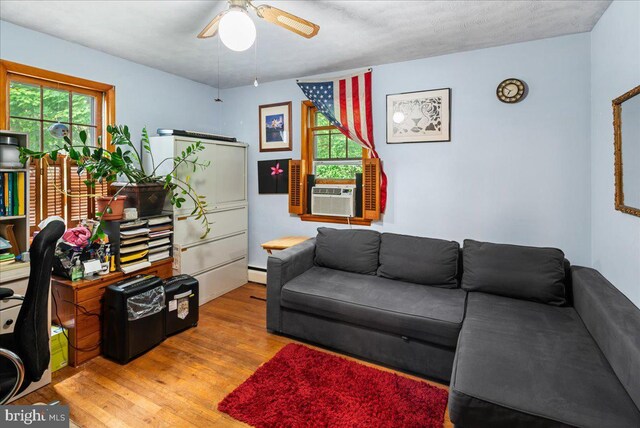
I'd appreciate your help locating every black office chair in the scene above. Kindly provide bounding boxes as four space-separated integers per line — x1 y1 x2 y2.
0 220 65 404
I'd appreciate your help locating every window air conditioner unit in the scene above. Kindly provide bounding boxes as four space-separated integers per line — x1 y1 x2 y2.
311 185 355 217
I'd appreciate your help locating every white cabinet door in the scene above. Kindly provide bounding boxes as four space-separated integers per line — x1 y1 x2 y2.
0 305 20 335
212 143 247 209
174 139 218 214
179 232 247 276
196 258 248 305
173 140 246 213
175 206 248 247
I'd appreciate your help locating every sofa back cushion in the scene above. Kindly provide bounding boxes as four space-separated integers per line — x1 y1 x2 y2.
314 227 380 275
377 233 460 287
461 239 566 305
572 266 640 410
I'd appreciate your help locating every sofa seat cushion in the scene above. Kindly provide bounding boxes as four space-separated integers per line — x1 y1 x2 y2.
449 293 640 428
281 266 466 348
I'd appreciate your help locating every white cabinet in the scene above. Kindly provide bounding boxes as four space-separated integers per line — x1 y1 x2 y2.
147 135 248 304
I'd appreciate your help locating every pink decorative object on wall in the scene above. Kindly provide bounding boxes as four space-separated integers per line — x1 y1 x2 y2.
270 163 284 175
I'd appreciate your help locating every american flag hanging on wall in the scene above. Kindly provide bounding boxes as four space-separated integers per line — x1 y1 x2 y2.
297 69 387 213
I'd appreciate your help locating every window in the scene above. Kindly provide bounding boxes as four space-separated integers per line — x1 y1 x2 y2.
1 60 115 232
289 101 380 224
308 107 364 183
313 110 363 181
9 80 101 150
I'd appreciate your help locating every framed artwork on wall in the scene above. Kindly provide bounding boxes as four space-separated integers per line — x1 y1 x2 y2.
386 88 451 143
258 159 290 194
259 101 292 152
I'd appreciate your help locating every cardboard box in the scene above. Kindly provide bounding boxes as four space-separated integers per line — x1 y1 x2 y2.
50 325 68 372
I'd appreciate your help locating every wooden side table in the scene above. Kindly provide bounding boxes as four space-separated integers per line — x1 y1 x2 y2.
261 236 311 254
50 258 173 366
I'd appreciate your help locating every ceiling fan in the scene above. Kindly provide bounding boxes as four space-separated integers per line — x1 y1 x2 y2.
198 0 320 52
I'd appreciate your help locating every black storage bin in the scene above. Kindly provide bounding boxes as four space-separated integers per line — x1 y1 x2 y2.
163 274 199 336
102 275 166 364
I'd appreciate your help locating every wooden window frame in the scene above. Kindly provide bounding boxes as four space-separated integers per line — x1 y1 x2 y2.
0 60 116 232
298 100 373 225
302 100 369 185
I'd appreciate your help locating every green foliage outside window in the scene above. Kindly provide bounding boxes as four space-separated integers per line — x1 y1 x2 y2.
315 164 362 179
313 112 363 179
9 81 95 151
315 111 330 127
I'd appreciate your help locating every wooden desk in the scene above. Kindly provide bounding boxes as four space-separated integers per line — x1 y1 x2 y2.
261 236 310 254
50 259 173 366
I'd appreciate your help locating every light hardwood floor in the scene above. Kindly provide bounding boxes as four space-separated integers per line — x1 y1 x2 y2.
16 283 453 427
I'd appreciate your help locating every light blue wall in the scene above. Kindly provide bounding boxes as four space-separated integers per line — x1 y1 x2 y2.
0 20 221 143
220 34 592 270
3 19 610 300
590 0 640 307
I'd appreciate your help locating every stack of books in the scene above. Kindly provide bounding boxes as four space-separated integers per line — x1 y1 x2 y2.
0 251 15 266
0 172 25 217
147 216 172 263
119 221 151 273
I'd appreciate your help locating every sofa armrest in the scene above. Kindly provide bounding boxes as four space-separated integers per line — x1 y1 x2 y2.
266 238 316 331
572 265 640 410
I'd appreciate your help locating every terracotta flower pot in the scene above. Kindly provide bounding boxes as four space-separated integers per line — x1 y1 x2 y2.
96 195 126 220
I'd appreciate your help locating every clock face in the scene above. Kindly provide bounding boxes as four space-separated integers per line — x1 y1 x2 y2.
497 78 526 103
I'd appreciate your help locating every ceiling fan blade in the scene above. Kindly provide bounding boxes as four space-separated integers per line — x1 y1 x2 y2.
197 11 226 38
255 4 320 39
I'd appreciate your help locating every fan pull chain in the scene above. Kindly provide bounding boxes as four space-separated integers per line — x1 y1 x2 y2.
215 36 223 102
254 35 259 87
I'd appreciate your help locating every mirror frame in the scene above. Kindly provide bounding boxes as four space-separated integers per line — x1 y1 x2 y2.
613 84 640 217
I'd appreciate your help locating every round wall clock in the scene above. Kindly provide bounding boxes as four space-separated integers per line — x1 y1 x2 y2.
497 78 527 103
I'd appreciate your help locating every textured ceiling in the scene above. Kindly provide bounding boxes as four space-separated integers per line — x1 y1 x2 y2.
0 1 611 88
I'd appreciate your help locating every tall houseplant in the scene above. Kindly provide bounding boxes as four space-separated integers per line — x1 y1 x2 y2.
19 125 212 238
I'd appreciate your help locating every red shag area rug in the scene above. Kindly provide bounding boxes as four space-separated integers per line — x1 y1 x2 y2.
218 343 448 428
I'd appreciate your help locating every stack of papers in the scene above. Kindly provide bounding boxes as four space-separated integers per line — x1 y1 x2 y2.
120 219 148 230
120 228 151 238
119 243 149 254
121 260 152 274
149 230 173 238
120 249 149 264
148 250 171 263
0 252 15 266
117 217 174 272
148 237 171 248
148 216 171 226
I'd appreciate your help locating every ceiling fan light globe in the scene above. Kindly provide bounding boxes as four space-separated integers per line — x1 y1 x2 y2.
219 8 256 52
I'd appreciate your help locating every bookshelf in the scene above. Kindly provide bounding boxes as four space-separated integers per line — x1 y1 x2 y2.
0 130 30 260
0 131 42 402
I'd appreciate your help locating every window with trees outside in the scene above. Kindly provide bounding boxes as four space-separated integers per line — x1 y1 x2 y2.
312 111 363 181
291 101 379 225
305 103 366 183
1 61 115 233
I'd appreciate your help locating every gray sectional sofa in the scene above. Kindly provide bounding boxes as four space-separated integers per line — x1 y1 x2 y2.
266 228 640 427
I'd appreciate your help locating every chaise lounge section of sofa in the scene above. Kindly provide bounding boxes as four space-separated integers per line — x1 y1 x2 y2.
266 228 640 427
